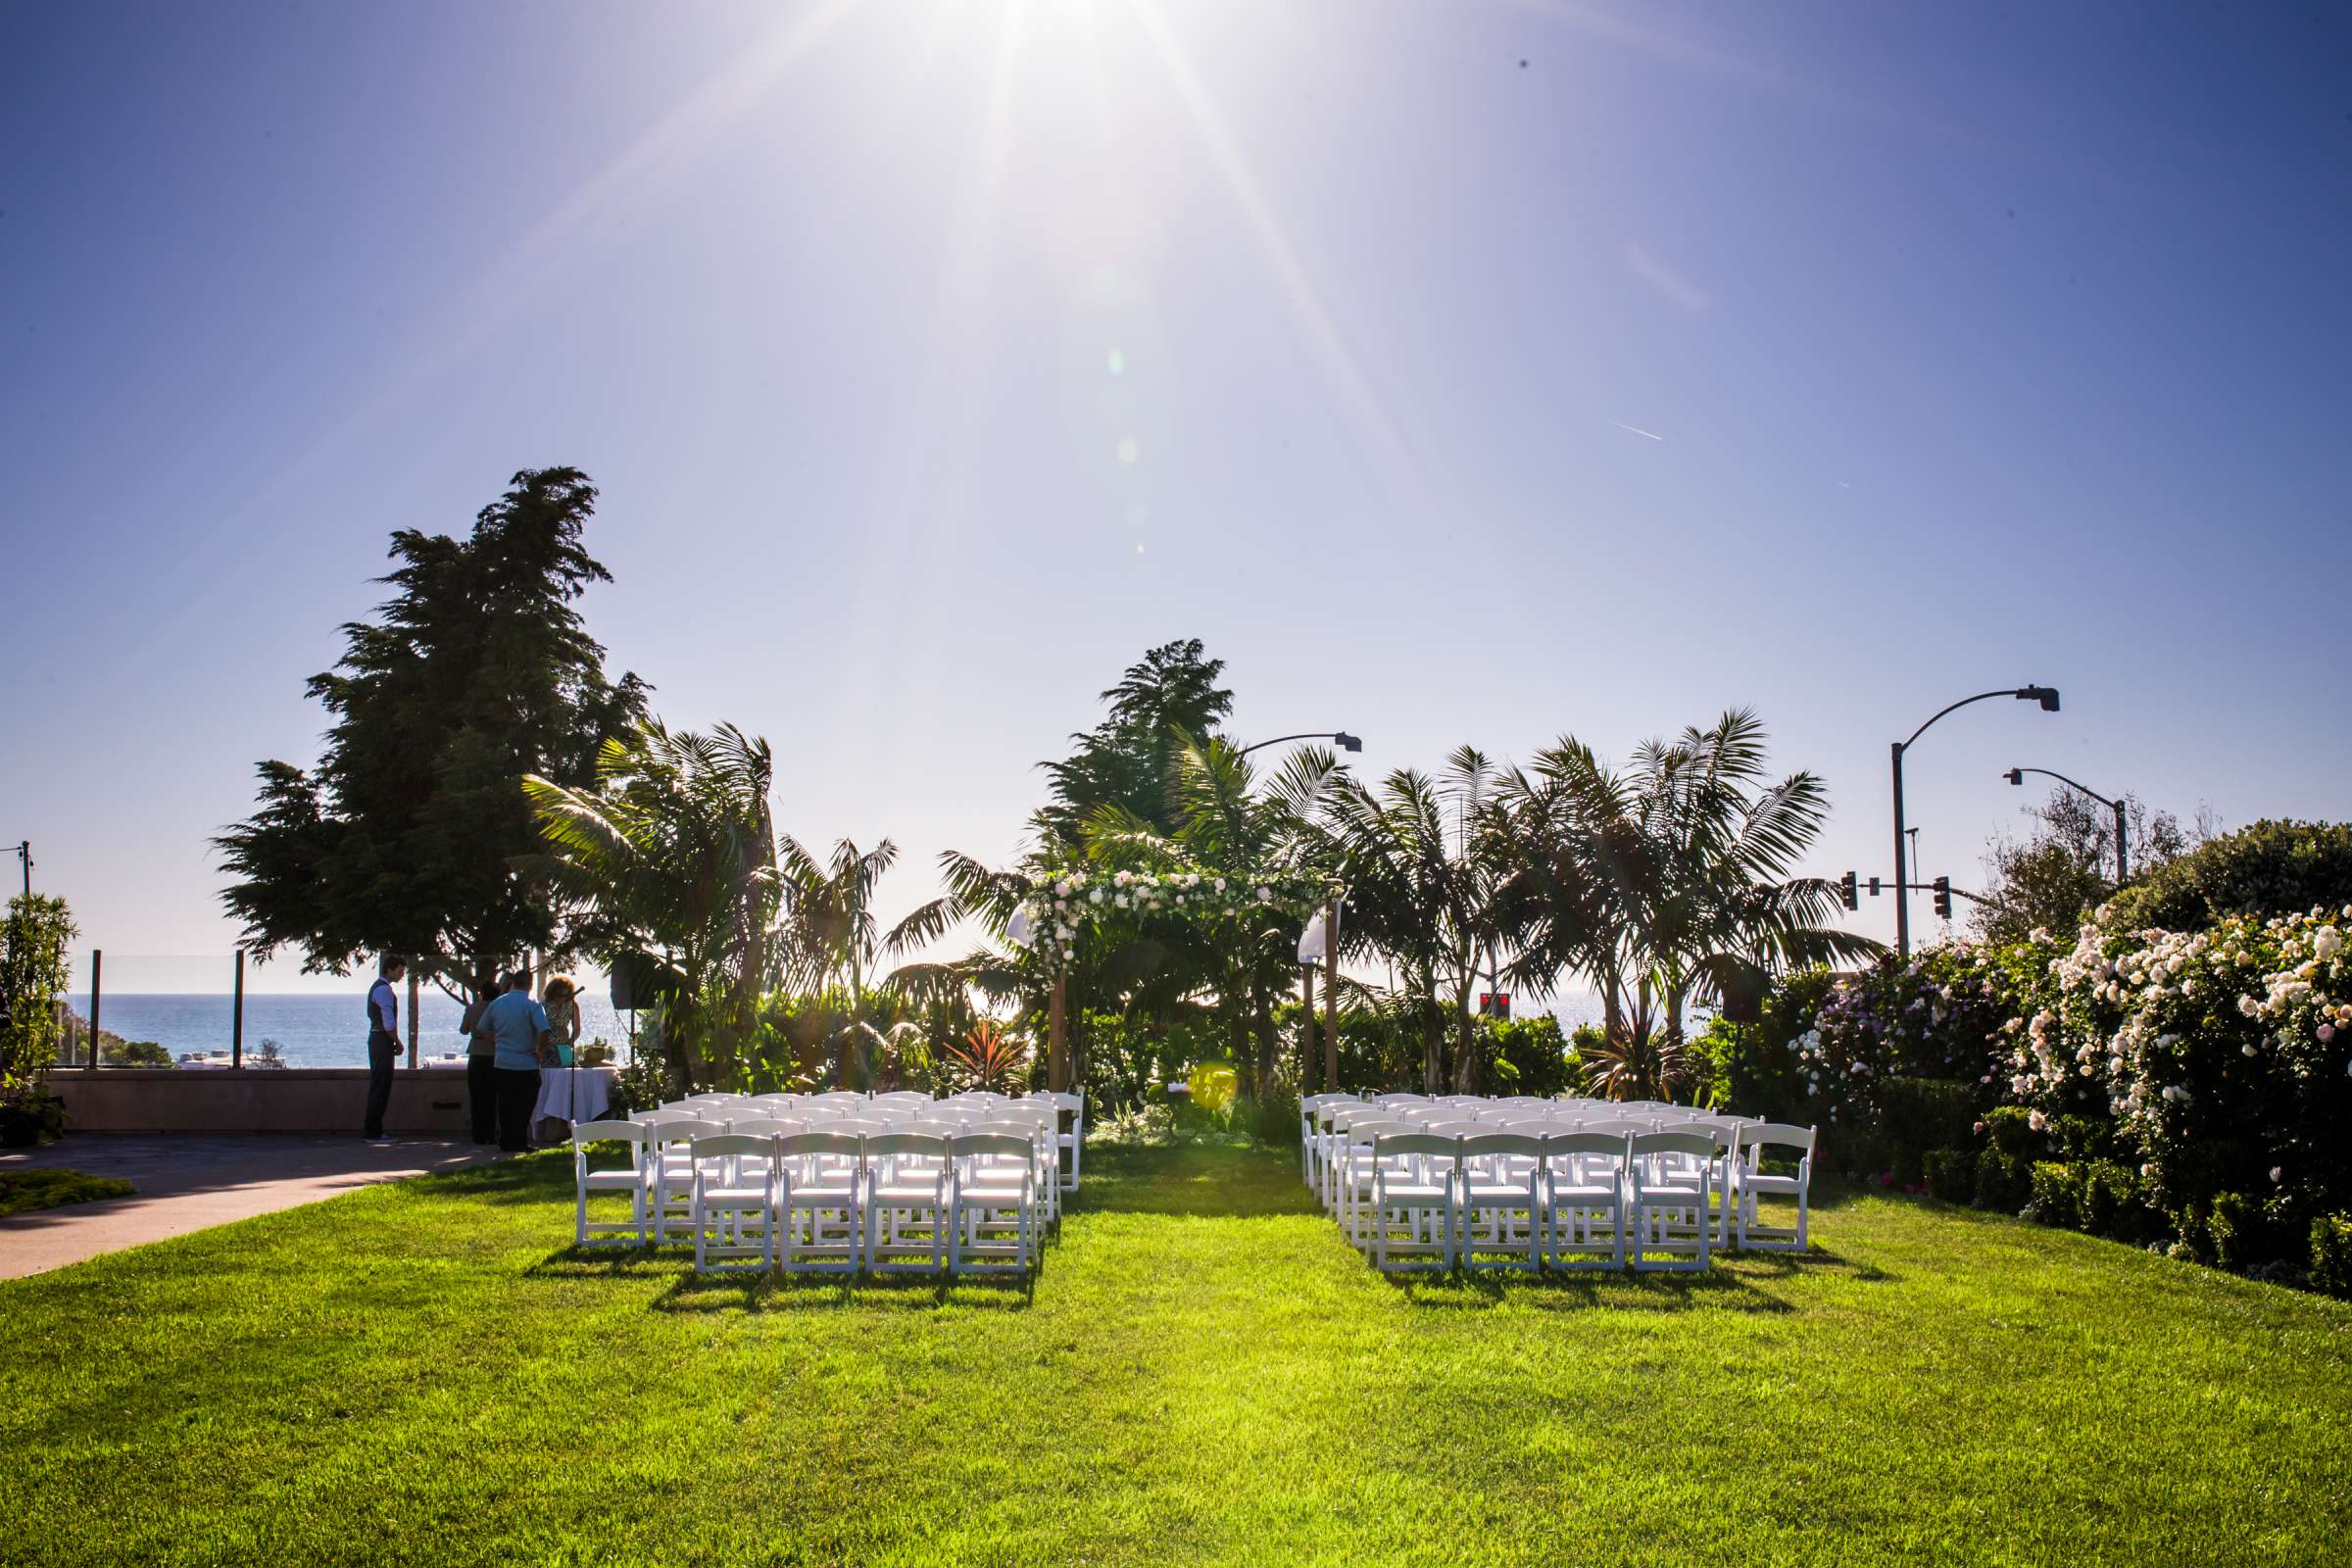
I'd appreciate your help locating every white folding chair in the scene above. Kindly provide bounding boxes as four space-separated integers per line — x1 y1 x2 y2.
1046 1091 1085 1194
1456 1131 1545 1272
1368 1131 1460 1273
570 1121 652 1247
1628 1130 1717 1272
1542 1131 1629 1270
776 1129 866 1274
862 1130 952 1274
1733 1123 1816 1252
948 1132 1039 1275
689 1132 781 1273
642 1114 717 1244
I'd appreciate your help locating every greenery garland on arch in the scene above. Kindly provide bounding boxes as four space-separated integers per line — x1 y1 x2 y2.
1008 864 1334 973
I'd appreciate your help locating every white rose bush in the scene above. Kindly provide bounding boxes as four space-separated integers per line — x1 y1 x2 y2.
1782 900 2352 1282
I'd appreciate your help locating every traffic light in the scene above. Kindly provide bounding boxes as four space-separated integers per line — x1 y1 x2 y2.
1867 876 1882 898
1932 876 1952 918
1838 871 1858 911
1477 993 1512 1020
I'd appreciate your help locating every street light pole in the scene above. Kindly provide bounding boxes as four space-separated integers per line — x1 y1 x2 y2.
2005 766 2130 886
1891 686 2061 958
1236 731 1363 758
9 841 26 899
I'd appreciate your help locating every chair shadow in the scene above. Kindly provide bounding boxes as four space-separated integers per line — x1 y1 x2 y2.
1385 1262 1793 1313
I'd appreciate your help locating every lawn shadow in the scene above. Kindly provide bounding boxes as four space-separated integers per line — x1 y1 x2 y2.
646 1264 1039 1314
1386 1262 1795 1314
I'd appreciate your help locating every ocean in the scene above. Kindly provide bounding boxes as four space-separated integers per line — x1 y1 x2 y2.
66 991 640 1068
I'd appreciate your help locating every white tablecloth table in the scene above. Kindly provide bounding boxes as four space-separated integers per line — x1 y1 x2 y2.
533 1065 617 1125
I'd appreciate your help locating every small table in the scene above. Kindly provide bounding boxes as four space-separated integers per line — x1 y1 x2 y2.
533 1065 617 1127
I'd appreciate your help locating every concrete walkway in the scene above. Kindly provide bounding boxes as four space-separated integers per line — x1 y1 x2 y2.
0 1135 500 1280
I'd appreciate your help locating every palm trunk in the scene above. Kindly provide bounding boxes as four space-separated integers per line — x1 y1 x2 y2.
1451 979 1479 1094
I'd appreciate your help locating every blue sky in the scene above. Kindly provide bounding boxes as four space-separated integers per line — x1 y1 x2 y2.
4 1 2348 991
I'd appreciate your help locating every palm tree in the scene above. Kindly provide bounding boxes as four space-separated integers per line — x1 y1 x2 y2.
520 721 777 1090
1319 749 1506 1094
773 836 942 1089
1498 710 1880 1100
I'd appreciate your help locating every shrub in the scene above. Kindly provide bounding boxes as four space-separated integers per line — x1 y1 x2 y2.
1922 1149 1975 1204
2310 1214 2352 1298
1975 1147 2032 1212
0 1166 133 1217
2079 1160 2147 1241
1877 1079 1980 1185
1241 1086 1301 1149
2105 820 2352 933
2207 1190 2296 1274
2027 1162 2082 1229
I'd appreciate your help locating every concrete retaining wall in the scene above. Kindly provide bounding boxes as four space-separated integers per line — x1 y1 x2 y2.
50 1068 475 1135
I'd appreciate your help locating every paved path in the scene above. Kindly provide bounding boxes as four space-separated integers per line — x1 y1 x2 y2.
0 1135 500 1280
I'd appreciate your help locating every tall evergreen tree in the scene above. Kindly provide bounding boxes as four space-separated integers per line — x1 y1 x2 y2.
1037 638 1233 843
217 467 647 1003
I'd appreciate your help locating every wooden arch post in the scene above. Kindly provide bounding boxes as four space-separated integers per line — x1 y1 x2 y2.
1323 901 1340 1092
1048 972 1068 1093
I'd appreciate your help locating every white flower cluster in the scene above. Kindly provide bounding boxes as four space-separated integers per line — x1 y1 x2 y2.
1012 865 1317 971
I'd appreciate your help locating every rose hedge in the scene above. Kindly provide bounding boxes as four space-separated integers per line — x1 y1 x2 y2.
1776 901 2352 1272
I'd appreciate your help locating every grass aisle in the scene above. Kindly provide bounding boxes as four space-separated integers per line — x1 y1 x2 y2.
1 1142 2347 1565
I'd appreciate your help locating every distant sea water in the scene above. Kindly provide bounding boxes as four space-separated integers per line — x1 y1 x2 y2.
65 992 639 1068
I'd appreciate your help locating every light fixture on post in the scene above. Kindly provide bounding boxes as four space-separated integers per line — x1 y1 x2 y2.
2005 765 2131 886
1236 731 1364 758
1890 686 2060 957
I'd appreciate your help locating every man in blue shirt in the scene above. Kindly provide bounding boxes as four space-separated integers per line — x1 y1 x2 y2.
478 970 551 1152
363 958 405 1143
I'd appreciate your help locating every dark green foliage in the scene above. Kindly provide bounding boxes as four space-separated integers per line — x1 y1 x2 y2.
1876 1078 1980 1185
1922 1148 1975 1203
2028 1162 2082 1229
1975 1147 2033 1212
1037 638 1233 843
2079 1160 2149 1242
0 894 75 1126
217 467 647 997
0 1166 133 1216
2207 1190 2296 1274
2105 819 2352 932
2311 1214 2352 1298
1481 1015 1572 1099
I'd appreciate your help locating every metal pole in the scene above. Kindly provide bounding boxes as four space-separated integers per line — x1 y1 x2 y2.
408 969 420 1071
14 841 26 899
1890 744 1911 959
87 949 102 1071
1322 900 1340 1092
2115 799 2130 886
1048 973 1067 1093
232 949 245 1068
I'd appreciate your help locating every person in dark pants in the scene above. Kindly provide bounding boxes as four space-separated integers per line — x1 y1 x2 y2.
363 957 407 1143
460 981 500 1145
477 970 551 1153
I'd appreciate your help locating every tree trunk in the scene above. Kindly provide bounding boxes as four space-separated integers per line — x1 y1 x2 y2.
1451 982 1479 1095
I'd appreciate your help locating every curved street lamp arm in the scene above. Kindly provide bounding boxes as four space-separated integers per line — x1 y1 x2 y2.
1902 690 2028 751
2007 766 2118 810
1236 731 1359 758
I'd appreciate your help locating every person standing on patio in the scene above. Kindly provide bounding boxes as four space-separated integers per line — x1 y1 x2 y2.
363 957 405 1144
479 970 551 1153
460 981 499 1145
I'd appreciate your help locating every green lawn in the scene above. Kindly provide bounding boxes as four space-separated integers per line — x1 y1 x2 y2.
2 1142 2347 1566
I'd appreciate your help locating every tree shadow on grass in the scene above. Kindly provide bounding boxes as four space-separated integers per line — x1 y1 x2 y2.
1387 1263 1796 1314
647 1265 1038 1314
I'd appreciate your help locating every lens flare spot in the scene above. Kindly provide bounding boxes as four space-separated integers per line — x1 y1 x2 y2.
1116 437 1141 465
1106 348 1126 376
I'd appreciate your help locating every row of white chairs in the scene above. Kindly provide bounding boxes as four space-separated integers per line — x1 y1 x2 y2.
1301 1093 1815 1273
568 1091 1079 1276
